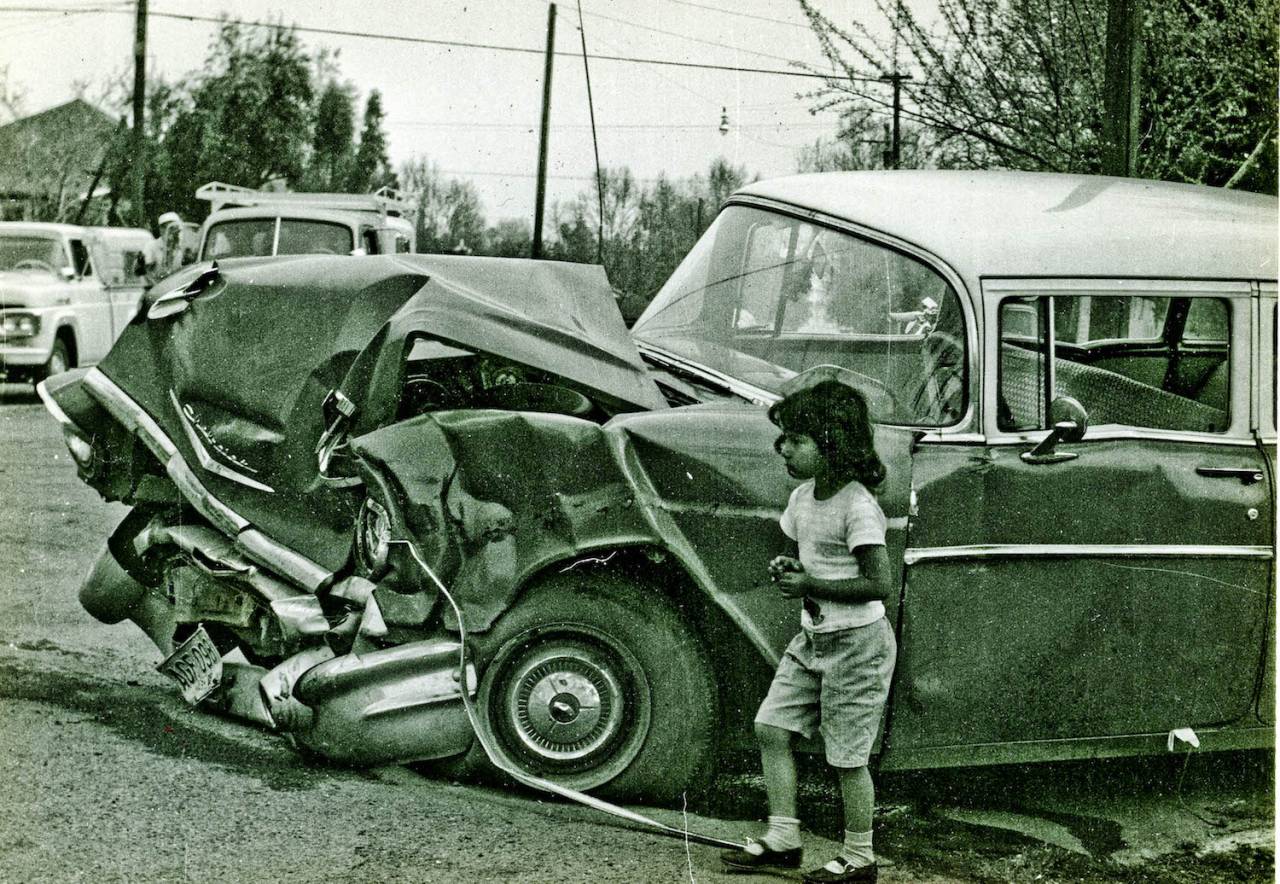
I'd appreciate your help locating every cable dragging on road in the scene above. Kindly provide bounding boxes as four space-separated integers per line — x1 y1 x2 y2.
394 540 743 852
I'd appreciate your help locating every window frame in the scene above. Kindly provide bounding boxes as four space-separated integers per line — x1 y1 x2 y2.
687 195 981 433
982 278 1255 447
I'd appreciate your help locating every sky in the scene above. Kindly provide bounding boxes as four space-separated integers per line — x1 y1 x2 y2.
0 0 901 224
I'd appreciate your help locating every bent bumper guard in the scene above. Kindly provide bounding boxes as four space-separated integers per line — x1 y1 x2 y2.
248 638 477 765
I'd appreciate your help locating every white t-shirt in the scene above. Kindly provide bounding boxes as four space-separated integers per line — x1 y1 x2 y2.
780 478 888 633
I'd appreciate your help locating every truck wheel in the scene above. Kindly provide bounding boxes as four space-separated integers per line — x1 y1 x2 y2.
33 337 71 384
473 573 718 804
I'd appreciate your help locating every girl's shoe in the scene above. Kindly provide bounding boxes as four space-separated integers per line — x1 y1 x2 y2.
720 839 803 873
801 858 877 883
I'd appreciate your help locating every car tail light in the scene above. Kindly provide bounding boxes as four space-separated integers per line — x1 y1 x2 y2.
63 428 95 470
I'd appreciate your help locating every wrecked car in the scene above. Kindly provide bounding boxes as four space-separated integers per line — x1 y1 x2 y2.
40 171 1276 803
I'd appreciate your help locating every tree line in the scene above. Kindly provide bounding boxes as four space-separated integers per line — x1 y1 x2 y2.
4 2 1273 314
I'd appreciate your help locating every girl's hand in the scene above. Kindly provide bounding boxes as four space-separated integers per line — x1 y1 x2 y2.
776 570 810 598
768 556 802 581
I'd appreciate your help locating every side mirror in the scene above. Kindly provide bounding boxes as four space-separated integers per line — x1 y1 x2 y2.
59 266 77 281
1021 396 1088 465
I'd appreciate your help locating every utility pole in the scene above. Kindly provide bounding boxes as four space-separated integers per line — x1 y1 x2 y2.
531 3 556 259
130 0 147 228
879 72 911 169
1101 0 1143 176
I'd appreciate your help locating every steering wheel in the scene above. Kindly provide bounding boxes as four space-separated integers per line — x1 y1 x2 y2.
13 259 55 273
909 330 966 424
400 377 450 418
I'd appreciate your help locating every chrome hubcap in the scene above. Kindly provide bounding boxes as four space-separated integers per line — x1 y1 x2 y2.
505 645 625 764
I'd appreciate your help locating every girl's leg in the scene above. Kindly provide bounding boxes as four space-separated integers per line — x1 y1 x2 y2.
837 765 874 833
835 765 876 870
755 723 803 850
758 722 799 818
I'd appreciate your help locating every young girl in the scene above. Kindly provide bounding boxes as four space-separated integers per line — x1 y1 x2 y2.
722 379 895 884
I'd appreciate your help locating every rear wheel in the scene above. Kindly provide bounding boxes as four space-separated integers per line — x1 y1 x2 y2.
472 573 718 803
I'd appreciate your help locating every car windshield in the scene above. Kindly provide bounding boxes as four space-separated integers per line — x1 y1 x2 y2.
0 234 67 275
631 205 968 425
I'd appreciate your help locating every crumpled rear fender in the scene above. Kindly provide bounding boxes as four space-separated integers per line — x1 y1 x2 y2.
352 410 670 632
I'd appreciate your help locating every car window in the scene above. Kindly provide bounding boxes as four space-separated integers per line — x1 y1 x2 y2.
0 235 67 273
205 219 275 259
278 220 354 256
69 239 93 277
998 294 1230 434
633 205 966 426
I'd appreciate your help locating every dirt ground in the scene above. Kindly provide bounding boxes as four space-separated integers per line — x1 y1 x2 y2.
0 383 1273 883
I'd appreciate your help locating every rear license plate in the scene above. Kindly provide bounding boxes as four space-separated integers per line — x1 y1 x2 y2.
157 625 223 705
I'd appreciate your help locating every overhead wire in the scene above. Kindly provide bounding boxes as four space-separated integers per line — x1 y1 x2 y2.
656 0 815 30
3 4 889 83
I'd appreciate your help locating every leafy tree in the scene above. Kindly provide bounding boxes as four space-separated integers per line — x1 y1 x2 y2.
399 156 485 253
544 159 753 321
483 218 533 257
187 22 314 189
303 80 356 191
796 0 1277 192
349 90 396 192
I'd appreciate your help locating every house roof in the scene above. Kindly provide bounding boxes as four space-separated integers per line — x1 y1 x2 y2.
0 99 120 197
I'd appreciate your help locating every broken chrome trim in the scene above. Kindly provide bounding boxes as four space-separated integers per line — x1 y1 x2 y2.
259 646 336 731
83 368 177 462
35 378 72 427
81 367 333 593
169 389 275 493
903 543 1274 565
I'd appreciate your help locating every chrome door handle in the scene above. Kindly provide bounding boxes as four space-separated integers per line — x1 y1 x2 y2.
1196 466 1264 485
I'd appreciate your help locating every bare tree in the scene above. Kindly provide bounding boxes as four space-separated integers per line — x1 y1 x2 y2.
796 0 1277 192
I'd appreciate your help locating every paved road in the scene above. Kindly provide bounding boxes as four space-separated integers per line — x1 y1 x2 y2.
0 384 1272 883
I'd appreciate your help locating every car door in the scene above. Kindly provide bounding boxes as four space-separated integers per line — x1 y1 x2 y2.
68 235 113 363
1254 281 1276 726
889 279 1272 764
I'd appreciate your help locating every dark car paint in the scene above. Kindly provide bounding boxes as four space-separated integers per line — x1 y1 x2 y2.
95 255 666 572
51 224 1276 773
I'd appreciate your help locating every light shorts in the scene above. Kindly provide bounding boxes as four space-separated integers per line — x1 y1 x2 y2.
754 616 897 768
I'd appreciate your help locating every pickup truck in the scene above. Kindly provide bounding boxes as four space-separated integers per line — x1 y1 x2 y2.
0 222 154 385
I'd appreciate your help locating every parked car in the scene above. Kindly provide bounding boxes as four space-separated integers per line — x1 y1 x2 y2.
40 172 1276 803
0 222 154 384
193 181 416 263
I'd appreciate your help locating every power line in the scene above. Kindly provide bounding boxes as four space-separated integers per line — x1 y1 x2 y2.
385 119 848 131
0 5 888 84
656 0 815 31
568 4 806 67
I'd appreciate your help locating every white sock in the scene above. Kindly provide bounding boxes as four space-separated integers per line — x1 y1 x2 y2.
748 815 802 853
832 828 874 870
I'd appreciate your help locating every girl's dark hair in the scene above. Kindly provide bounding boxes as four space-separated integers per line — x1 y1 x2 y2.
767 380 886 488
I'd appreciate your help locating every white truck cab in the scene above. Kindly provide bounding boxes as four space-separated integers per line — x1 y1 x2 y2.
194 182 416 262
0 222 155 384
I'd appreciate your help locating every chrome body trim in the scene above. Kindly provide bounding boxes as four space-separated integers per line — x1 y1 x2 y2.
35 378 72 427
80 368 330 592
904 543 1274 565
169 389 275 493
83 368 177 460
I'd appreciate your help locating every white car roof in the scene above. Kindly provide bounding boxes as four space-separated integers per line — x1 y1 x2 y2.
734 171 1278 286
